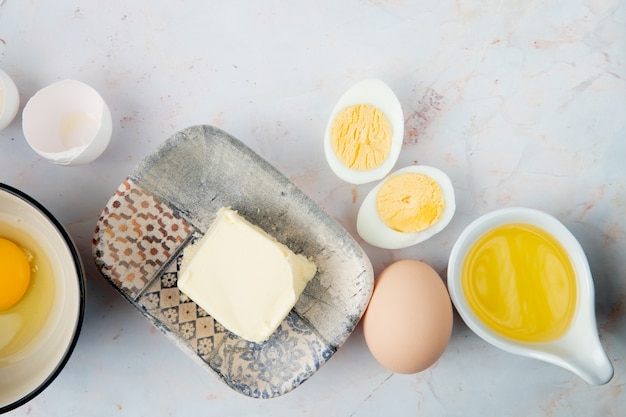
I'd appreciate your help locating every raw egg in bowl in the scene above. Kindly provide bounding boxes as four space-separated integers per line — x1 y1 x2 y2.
447 207 613 385
357 165 456 249
324 78 404 185
0 184 85 413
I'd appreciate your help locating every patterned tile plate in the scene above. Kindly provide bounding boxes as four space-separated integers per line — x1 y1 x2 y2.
92 125 374 398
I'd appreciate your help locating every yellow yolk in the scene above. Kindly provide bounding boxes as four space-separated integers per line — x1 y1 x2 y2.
330 104 392 171
462 223 577 343
0 237 31 310
376 172 445 233
0 225 54 360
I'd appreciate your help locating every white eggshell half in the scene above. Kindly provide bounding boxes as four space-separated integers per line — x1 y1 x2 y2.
324 78 404 185
22 79 112 166
0 69 20 132
357 165 456 249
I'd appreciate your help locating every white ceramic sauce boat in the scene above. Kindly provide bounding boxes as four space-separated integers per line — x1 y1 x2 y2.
447 207 613 385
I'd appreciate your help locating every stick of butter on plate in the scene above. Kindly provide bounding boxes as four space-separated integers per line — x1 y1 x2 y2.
177 207 317 343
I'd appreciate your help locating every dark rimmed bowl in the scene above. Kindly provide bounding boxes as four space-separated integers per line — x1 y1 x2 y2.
0 183 85 413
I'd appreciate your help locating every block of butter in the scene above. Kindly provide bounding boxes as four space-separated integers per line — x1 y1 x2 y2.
177 207 317 343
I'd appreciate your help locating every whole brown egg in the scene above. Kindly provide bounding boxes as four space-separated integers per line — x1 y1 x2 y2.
362 259 453 374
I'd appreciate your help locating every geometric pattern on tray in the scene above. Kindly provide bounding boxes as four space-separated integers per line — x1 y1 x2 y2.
92 178 193 299
137 237 334 398
137 245 229 357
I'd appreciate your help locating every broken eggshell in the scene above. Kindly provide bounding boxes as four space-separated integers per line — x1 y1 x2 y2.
22 79 112 166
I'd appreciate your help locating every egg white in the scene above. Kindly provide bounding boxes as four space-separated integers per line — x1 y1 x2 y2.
0 69 20 131
357 165 456 249
324 78 404 185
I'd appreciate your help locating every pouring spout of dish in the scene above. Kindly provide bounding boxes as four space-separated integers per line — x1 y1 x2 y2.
513 314 613 385
558 336 614 385
521 244 614 385
537 304 614 385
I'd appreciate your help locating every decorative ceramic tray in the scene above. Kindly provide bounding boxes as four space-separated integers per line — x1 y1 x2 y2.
92 125 374 398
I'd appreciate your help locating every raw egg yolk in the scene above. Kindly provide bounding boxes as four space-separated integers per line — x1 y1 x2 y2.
330 104 392 171
0 237 31 310
376 172 444 233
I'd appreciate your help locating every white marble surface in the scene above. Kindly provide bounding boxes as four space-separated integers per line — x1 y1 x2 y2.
1 0 625 415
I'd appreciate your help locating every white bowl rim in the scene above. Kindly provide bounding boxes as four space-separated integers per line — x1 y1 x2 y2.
0 183 86 413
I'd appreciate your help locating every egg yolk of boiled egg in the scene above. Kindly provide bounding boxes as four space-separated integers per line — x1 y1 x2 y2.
330 104 392 171
0 237 31 310
376 172 445 233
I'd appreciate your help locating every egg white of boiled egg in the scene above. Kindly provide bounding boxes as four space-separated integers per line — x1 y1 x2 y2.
0 68 20 132
357 165 456 249
324 78 404 185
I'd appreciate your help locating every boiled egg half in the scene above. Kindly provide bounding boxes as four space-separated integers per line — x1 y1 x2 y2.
0 68 19 132
357 165 456 249
324 78 404 185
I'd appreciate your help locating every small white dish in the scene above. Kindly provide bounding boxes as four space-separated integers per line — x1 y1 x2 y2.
22 79 112 166
447 207 613 385
0 69 19 132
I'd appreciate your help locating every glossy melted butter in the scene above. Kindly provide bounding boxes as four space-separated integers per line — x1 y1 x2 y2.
462 223 577 343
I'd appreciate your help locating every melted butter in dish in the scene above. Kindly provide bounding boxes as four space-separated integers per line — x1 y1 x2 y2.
462 222 577 343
